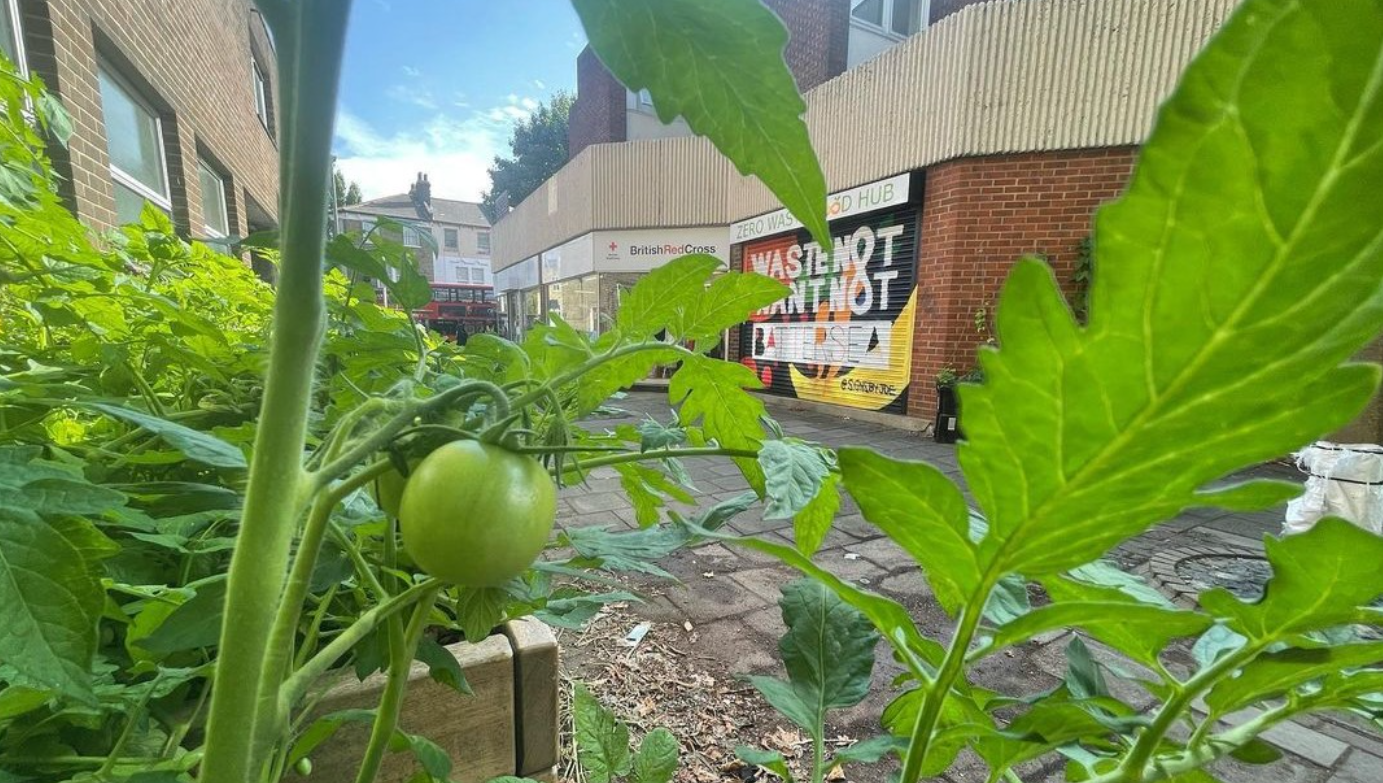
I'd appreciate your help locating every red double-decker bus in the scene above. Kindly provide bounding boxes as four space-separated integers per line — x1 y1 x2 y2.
413 283 499 343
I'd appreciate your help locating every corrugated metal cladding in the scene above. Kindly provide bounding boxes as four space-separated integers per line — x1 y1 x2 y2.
492 137 730 271
737 204 920 414
725 0 1238 218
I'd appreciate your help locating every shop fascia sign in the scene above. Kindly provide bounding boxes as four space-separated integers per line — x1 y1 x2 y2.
730 173 910 243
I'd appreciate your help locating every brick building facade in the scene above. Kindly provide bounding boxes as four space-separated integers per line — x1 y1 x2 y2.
9 0 279 238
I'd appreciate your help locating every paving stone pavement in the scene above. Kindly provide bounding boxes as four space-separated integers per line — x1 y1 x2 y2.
553 391 1380 783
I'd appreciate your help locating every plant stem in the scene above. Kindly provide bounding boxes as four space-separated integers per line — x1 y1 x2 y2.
353 586 441 783
899 588 989 783
1113 643 1262 782
197 3 352 782
1083 703 1291 783
279 578 443 713
560 447 759 474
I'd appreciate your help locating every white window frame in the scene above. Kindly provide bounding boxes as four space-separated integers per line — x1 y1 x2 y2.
444 227 458 249
99 62 172 214
477 230 491 254
198 160 229 238
3 0 28 78
851 0 925 39
402 225 421 247
252 55 270 130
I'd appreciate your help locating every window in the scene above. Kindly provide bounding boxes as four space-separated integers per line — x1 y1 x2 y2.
444 227 458 249
852 0 921 37
851 0 884 26
98 65 170 224
477 231 490 254
252 55 270 131
402 225 421 247
638 88 654 106
2 0 27 76
198 160 229 237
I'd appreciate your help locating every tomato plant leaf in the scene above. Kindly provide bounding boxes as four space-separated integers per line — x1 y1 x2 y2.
668 354 767 493
830 735 902 768
137 576 227 655
792 471 839 556
672 271 789 347
571 0 828 248
415 636 473 696
615 255 722 338
1205 641 1383 715
1199 518 1383 641
636 417 687 452
91 404 248 469
759 440 829 521
957 0 1383 579
574 683 632 783
748 579 878 740
0 510 104 702
632 727 679 783
838 448 978 614
454 586 511 643
562 524 686 578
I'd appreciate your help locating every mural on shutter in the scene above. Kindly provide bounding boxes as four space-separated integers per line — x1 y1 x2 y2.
737 205 919 413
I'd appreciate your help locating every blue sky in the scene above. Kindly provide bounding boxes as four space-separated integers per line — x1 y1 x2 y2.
333 1 587 203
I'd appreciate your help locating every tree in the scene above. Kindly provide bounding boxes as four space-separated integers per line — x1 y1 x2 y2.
480 91 572 223
334 165 362 207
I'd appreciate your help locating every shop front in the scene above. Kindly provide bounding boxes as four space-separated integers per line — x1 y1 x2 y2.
494 226 731 341
731 173 920 414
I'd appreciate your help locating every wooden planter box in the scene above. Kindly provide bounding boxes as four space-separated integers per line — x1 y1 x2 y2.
301 618 559 783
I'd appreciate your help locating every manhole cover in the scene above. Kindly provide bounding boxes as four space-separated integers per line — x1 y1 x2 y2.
1173 554 1272 602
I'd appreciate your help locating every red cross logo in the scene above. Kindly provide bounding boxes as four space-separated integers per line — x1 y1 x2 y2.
608 242 619 252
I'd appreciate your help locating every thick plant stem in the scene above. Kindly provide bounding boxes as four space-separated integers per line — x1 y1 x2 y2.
353 587 441 783
197 3 353 782
899 593 988 783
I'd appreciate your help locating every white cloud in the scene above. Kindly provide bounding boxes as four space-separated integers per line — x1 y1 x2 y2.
566 31 587 51
386 84 438 110
333 99 539 203
402 65 421 78
533 79 546 90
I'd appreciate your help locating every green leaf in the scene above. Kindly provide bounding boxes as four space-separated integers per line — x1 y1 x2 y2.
287 709 378 769
563 524 688 578
668 354 767 493
399 731 452 780
1063 637 1109 700
455 587 510 643
759 440 830 521
838 448 978 613
1229 738 1283 765
1205 641 1383 714
672 271 790 346
415 637 472 696
0 511 104 702
830 735 902 768
572 0 828 246
735 746 794 783
792 472 840 556
956 0 1383 579
750 578 878 736
983 599 1209 667
137 576 227 655
636 417 687 452
632 727 679 783
982 574 1031 626
615 255 722 338
1200 519 1383 641
574 684 632 783
90 404 247 469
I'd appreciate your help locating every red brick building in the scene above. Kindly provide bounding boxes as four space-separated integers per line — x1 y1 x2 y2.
5 0 279 240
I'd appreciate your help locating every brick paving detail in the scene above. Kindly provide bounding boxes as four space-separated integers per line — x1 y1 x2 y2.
553 391 1379 783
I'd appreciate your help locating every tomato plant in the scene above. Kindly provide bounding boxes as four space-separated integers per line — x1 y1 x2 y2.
398 440 557 587
4 1 1383 783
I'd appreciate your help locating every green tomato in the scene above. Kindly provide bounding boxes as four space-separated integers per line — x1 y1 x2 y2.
398 440 557 587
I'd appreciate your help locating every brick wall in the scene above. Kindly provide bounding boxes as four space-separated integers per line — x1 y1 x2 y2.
567 47 627 160
763 0 849 91
19 0 279 235
567 0 849 160
906 147 1138 417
